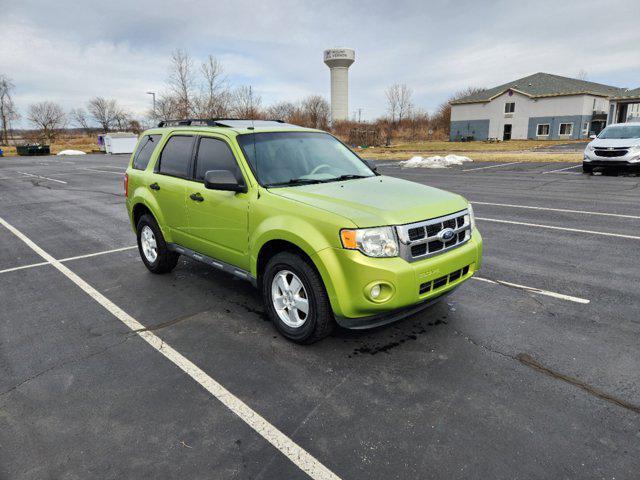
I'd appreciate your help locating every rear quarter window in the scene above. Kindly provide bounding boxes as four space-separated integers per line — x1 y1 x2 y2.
157 135 195 178
132 134 162 170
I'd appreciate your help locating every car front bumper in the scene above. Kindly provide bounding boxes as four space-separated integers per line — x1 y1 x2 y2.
313 231 482 328
584 151 640 171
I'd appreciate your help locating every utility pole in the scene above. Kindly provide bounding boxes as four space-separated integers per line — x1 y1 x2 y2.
358 108 362 123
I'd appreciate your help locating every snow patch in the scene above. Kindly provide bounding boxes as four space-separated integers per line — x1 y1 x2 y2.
400 154 473 168
57 150 86 156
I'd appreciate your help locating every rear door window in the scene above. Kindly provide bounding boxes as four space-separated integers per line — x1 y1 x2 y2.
157 135 194 178
132 134 161 170
194 137 241 182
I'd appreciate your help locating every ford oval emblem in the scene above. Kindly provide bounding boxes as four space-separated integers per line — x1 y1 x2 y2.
438 228 456 242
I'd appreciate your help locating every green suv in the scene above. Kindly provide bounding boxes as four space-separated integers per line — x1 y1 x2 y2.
125 119 483 343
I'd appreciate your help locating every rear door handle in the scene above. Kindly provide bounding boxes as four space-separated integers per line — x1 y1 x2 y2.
189 192 204 202
150 183 160 191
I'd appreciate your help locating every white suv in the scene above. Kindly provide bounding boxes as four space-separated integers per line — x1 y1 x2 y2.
583 122 640 174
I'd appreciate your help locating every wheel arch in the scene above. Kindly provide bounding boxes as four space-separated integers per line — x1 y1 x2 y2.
128 190 173 242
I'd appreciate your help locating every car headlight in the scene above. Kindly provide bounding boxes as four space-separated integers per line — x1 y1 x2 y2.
587 145 595 152
340 226 398 257
467 204 476 230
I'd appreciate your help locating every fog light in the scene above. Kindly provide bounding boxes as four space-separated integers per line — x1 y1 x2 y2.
370 284 381 299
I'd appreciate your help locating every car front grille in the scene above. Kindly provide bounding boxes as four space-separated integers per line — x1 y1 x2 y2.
419 265 470 294
594 148 628 158
396 209 471 262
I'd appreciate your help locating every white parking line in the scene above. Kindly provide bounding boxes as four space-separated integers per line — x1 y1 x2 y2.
82 168 123 175
461 161 523 172
477 217 640 240
92 165 127 170
17 172 67 184
0 216 340 480
541 165 582 174
0 260 51 274
60 245 137 262
473 276 590 304
0 245 138 275
471 201 640 220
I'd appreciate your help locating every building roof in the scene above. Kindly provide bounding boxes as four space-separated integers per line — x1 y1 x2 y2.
451 73 626 105
612 88 640 100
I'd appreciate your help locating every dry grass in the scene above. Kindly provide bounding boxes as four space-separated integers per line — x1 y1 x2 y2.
1 135 100 156
357 139 584 162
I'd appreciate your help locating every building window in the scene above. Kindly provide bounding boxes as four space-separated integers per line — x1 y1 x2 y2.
559 123 573 136
536 124 550 136
504 102 515 114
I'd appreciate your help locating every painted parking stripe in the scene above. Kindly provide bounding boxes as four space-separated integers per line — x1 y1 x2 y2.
461 161 523 172
542 165 582 174
59 245 137 262
471 201 640 220
18 171 68 184
0 246 138 275
477 217 640 240
81 168 124 175
0 216 340 480
473 277 590 304
0 260 51 274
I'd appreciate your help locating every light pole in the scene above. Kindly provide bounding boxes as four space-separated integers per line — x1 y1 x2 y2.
146 91 156 116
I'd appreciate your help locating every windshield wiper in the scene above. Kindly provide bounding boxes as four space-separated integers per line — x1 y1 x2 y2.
324 174 369 182
267 178 324 187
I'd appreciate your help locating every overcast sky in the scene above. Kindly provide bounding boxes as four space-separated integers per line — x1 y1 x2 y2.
3 0 639 125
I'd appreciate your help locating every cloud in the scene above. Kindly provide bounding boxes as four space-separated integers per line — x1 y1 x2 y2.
3 0 639 125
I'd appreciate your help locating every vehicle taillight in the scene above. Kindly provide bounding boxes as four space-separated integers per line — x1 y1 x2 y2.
124 173 129 198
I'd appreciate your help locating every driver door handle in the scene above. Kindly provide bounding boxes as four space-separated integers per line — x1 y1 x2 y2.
149 182 160 191
189 192 204 202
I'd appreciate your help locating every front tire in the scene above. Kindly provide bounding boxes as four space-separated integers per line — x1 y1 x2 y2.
136 214 179 274
262 252 334 343
582 163 593 174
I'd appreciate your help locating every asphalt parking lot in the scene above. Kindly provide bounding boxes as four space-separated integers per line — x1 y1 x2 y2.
1 154 639 479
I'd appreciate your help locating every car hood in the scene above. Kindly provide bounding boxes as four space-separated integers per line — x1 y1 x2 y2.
589 138 640 148
269 175 468 227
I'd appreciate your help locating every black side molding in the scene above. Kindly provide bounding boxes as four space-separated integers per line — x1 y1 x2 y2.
167 243 257 287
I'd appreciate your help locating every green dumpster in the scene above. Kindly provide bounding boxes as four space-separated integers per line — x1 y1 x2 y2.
16 145 51 156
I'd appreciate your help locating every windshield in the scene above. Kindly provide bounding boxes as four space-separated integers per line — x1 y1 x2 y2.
237 131 375 187
597 125 640 139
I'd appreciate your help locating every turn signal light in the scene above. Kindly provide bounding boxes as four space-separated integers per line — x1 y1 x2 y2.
124 173 129 198
340 229 357 249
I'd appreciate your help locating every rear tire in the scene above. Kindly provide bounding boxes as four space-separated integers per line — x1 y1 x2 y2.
262 252 334 343
136 214 179 274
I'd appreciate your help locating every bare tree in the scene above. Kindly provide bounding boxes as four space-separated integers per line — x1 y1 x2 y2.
431 86 485 135
231 86 262 119
152 94 179 122
384 84 413 145
168 49 195 118
27 101 67 142
577 69 588 81
385 84 413 123
195 54 230 118
0 75 20 145
113 108 132 131
69 107 92 133
87 97 120 131
300 95 330 129
266 101 297 122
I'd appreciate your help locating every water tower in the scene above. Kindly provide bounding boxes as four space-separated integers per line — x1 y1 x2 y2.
324 48 355 122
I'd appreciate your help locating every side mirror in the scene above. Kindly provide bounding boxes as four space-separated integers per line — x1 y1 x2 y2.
204 170 247 193
589 134 597 139
364 159 378 172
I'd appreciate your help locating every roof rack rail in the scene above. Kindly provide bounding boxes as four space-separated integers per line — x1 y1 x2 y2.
157 118 285 128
